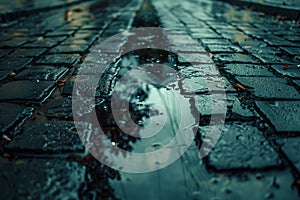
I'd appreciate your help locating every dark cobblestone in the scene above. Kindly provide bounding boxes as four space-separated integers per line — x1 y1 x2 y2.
200 38 231 45
206 44 243 53
0 48 13 58
195 94 256 118
0 57 33 71
183 76 236 93
23 37 68 48
8 48 47 58
293 80 300 88
256 101 300 133
0 70 11 81
235 77 300 99
200 122 282 170
0 158 85 199
214 53 259 63
179 64 222 77
49 44 90 54
5 121 85 153
0 37 29 47
36 54 80 66
0 80 55 103
276 138 300 172
281 47 300 56
253 53 289 64
178 53 214 64
14 65 68 81
47 98 73 119
45 30 75 37
0 103 33 134
224 64 274 77
271 64 300 79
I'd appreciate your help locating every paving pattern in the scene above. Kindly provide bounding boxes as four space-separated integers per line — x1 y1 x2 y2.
0 0 299 199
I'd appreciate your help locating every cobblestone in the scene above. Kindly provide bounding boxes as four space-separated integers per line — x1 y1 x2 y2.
224 64 274 76
0 158 86 199
0 103 33 133
5 121 85 153
199 122 282 170
14 66 68 81
0 80 55 103
214 53 259 63
256 101 300 132
235 77 300 99
8 48 47 58
36 54 80 66
276 138 300 172
0 57 33 71
271 64 300 78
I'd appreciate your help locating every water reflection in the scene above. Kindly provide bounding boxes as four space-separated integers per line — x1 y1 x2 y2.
96 49 199 155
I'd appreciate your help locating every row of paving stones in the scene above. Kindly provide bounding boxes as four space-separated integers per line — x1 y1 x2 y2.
0 0 141 199
152 0 300 190
0 0 94 23
153 0 271 171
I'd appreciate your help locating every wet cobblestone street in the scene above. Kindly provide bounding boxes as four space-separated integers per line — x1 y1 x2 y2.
0 0 299 199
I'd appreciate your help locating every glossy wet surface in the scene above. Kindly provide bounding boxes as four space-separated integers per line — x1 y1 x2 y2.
0 0 300 199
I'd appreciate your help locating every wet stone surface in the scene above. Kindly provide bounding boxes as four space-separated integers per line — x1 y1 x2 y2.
14 66 68 81
47 97 104 119
49 44 90 54
0 80 55 103
0 0 300 198
213 53 259 64
178 53 214 64
199 122 282 171
0 57 33 71
5 121 85 153
0 70 11 81
179 64 222 77
276 138 300 172
224 64 274 77
294 80 300 88
235 77 300 99
183 76 236 93
24 37 68 48
36 54 80 66
195 94 256 118
281 47 300 56
206 44 243 53
271 64 300 79
8 48 48 58
255 101 300 133
0 158 86 199
0 103 33 134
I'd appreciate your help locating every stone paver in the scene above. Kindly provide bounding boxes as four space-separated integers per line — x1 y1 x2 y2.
224 64 274 76
0 103 33 133
0 57 33 71
235 77 300 99
255 101 300 132
14 66 68 81
199 122 282 170
0 80 55 103
276 138 300 172
36 54 80 66
271 64 300 79
195 94 256 118
5 121 85 153
0 158 86 199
